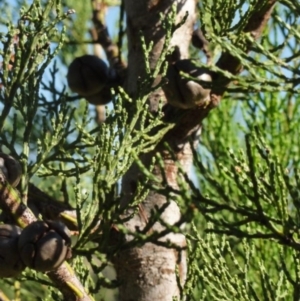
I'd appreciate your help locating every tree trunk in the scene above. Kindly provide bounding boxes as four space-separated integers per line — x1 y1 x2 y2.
112 1 278 300
113 1 208 300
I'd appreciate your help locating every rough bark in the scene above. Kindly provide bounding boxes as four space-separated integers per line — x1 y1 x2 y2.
113 1 277 300
114 1 199 301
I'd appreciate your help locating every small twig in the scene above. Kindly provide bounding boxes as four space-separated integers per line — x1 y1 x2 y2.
213 0 277 96
0 176 37 227
28 183 78 231
0 290 10 301
192 29 212 64
117 0 125 65
91 0 126 75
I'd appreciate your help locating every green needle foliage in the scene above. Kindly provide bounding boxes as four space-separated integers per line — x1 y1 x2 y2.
0 0 299 300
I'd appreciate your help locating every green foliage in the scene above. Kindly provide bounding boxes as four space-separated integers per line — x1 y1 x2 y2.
197 1 299 94
60 0 93 64
184 226 294 301
0 1 174 299
176 1 300 300
185 54 299 301
0 0 299 300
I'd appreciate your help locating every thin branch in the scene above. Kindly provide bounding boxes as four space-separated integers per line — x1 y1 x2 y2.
91 0 126 74
163 0 278 142
0 290 10 301
0 177 93 301
28 183 78 231
213 0 277 95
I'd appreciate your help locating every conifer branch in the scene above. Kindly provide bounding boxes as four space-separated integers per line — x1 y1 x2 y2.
0 178 94 301
28 183 78 231
213 0 277 95
163 0 278 140
91 0 126 73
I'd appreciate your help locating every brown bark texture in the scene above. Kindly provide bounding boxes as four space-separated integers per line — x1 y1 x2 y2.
113 0 277 300
115 1 199 300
